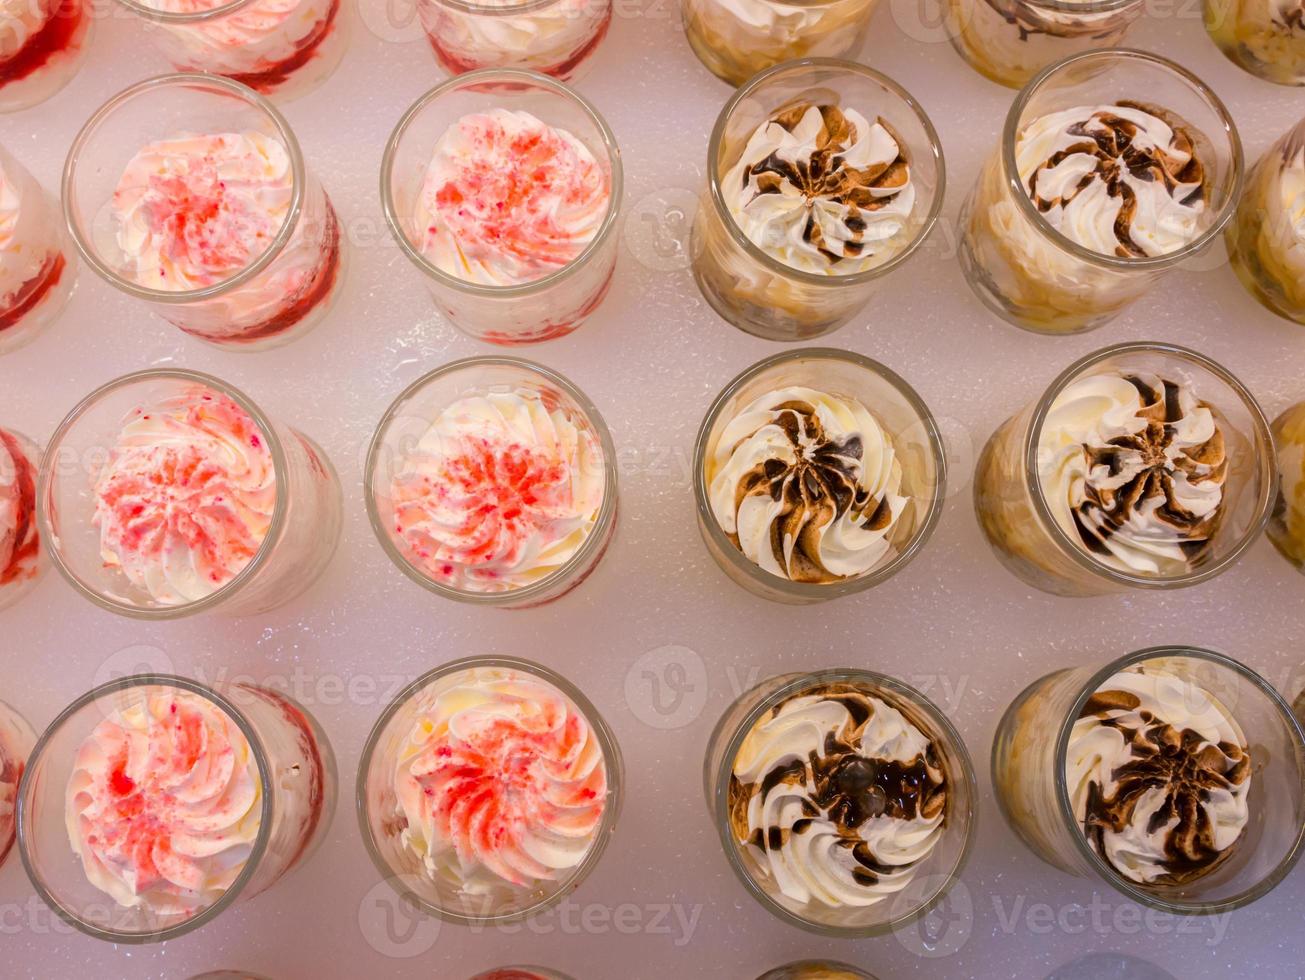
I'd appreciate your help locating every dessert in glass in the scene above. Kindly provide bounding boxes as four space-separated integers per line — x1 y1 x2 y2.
0 145 76 356
0 0 92 112
63 74 345 351
694 349 945 604
1226 118 1305 325
992 646 1305 912
358 657 623 924
945 0 1143 89
39 369 342 619
114 0 347 100
958 50 1242 335
756 964 878 980
188 974 274 980
681 0 879 87
419 0 610 80
0 698 35 867
691 59 944 342
1206 0 1305 85
367 357 617 609
0 425 43 610
975 343 1274 597
18 674 335 942
1267 398 1305 569
383 70 620 345
470 971 574 980
705 669 975 936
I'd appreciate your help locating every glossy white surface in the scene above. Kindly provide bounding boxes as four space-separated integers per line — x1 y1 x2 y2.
1 5 1304 979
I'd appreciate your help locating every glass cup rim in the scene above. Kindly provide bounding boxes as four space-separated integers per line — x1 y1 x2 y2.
428 0 578 15
380 68 624 300
37 368 292 620
707 57 946 288
364 355 618 606
710 667 977 937
1000 48 1244 272
692 347 947 600
112 0 262 23
62 73 307 305
1020 341 1275 590
1051 645 1305 914
17 672 276 944
1004 0 1144 14
354 654 624 926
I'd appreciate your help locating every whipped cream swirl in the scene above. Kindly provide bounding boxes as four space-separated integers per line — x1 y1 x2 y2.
1017 102 1208 258
722 104 915 275
388 388 604 593
0 427 38 592
393 667 607 894
1037 372 1227 576
140 0 337 77
93 386 276 605
729 683 948 910
1066 666 1250 885
0 148 60 308
65 689 263 916
707 386 908 584
422 0 608 74
414 108 610 287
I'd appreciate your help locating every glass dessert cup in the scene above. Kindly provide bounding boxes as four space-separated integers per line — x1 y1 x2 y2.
992 646 1305 913
0 426 45 610
357 656 624 926
63 74 345 351
681 0 879 87
704 669 976 937
975 343 1274 598
188 973 274 980
469 970 575 980
1268 399 1305 569
0 145 76 356
366 356 618 609
1206 0 1305 85
382 69 621 345
957 49 1242 335
0 0 93 113
39 368 342 620
114 0 348 101
756 963 878 980
945 0 1143 89
1226 118 1305 325
0 698 35 868
693 348 945 604
691 59 944 342
419 0 611 81
17 673 336 943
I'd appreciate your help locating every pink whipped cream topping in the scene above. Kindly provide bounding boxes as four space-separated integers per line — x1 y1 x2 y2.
65 689 262 916
93 386 276 605
414 108 610 286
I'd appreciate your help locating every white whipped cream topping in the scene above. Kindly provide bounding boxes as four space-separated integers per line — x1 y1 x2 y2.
0 149 59 306
139 0 337 76
421 0 607 72
0 0 54 59
704 0 825 38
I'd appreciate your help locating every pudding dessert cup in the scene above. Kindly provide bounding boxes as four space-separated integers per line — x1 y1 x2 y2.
419 0 611 80
957 50 1242 334
63 74 345 351
383 69 620 345
757 964 878 980
18 674 336 942
0 0 92 112
1206 0 1305 85
358 656 623 925
1267 398 1305 569
39 369 342 619
0 426 44 610
992 646 1305 913
0 698 35 867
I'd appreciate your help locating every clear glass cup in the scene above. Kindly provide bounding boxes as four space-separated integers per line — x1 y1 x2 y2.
63 74 346 351
357 656 624 925
945 0 1143 89
382 69 621 345
365 356 618 609
1226 118 1305 325
756 963 879 980
189 974 273 980
957 49 1242 335
0 426 46 611
469 970 575 980
1267 399 1305 570
0 0 93 113
0 698 36 868
704 669 976 937
0 145 76 356
39 368 342 619
419 0 611 80
690 59 944 342
114 0 348 100
693 348 945 604
992 646 1305 913
974 343 1274 597
18 673 337 942
681 0 879 87
1206 0 1305 85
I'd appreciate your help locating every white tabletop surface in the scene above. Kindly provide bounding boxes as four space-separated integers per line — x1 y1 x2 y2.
3 3 1305 978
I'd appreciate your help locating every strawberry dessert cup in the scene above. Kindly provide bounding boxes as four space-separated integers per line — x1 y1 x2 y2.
0 0 93 113
0 425 43 610
0 698 35 867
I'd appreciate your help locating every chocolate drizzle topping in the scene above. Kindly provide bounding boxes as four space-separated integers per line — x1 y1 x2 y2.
1027 101 1207 258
